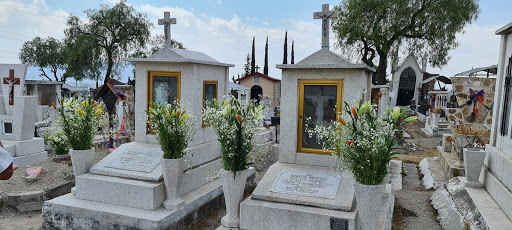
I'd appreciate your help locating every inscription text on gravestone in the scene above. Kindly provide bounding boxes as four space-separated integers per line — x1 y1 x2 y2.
106 150 161 173
270 171 341 199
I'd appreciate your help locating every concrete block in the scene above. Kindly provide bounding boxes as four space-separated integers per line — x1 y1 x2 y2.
273 144 279 163
431 188 464 230
442 134 454 153
14 138 45 156
12 151 47 166
12 96 37 141
43 176 226 230
419 158 436 190
3 143 15 156
241 197 356 230
75 173 166 211
7 190 44 212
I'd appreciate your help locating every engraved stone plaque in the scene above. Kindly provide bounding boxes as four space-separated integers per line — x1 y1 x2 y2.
105 150 162 173
270 171 341 199
330 218 348 230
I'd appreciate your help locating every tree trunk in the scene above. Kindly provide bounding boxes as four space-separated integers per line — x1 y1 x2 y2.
375 48 388 85
105 50 113 84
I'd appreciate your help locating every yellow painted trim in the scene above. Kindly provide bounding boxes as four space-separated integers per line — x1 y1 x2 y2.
147 71 181 133
202 80 218 127
297 79 344 155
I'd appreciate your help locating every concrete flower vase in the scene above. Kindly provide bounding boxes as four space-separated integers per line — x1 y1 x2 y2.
161 158 185 210
455 134 476 161
220 168 249 229
463 148 486 188
354 182 386 230
69 149 95 177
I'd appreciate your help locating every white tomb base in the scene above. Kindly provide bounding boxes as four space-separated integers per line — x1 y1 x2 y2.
42 142 255 229
239 162 399 230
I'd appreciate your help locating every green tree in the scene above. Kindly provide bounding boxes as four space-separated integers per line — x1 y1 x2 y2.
291 40 295 64
243 53 251 77
65 1 152 84
332 0 480 85
19 37 67 82
264 36 269 75
251 36 256 74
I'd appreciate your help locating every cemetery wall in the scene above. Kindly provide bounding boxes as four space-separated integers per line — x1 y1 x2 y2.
279 68 371 167
444 77 496 144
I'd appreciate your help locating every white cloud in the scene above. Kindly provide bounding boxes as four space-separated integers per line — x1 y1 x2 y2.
0 0 68 63
429 24 502 76
137 4 327 79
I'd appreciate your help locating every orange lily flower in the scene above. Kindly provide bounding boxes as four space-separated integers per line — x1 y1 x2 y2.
337 117 346 125
346 140 354 146
237 114 242 122
351 108 357 117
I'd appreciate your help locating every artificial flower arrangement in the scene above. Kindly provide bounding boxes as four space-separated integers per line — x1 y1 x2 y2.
310 101 417 185
203 96 264 173
55 97 103 150
146 100 197 159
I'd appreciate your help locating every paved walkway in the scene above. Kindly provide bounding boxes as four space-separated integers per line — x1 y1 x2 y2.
393 163 441 229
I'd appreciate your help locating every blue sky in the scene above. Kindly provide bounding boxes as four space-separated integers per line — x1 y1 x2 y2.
1 0 511 85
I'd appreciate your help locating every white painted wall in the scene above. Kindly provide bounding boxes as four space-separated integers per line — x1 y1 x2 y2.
390 55 423 108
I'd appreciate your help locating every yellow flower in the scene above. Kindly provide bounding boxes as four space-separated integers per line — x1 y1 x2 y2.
86 100 89 106
166 112 172 120
182 114 188 120
97 104 102 108
94 109 102 116
81 101 86 107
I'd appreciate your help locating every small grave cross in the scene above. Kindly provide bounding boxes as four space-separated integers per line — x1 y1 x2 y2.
313 4 338 49
3 69 20 105
255 65 260 72
158 11 177 48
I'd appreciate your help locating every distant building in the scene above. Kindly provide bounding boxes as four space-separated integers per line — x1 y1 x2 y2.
236 72 281 107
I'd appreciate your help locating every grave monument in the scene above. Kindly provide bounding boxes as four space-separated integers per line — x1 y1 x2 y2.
42 12 239 229
239 4 399 230
0 64 47 166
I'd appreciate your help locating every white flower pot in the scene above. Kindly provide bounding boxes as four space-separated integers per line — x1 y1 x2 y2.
354 182 386 230
220 168 249 229
69 149 95 177
463 148 486 188
455 134 476 161
161 158 185 210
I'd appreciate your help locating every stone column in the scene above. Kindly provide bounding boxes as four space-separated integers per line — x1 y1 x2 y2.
372 85 390 117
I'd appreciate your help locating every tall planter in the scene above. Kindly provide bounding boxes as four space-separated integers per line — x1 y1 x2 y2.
463 148 486 188
69 148 95 177
454 134 476 161
220 168 249 229
161 158 185 210
354 182 386 230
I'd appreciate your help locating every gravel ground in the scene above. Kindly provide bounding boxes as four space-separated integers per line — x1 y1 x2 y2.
392 163 441 230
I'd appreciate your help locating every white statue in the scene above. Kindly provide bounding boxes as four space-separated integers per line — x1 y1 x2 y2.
5 79 18 103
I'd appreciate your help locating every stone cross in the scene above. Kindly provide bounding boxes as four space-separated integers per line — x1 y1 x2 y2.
313 4 338 49
158 11 177 48
3 69 20 105
255 65 260 73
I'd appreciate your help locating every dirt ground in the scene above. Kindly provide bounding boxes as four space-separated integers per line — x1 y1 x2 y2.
0 149 110 230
